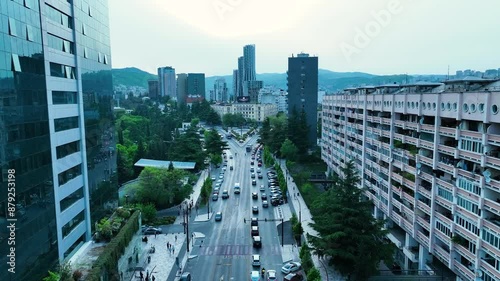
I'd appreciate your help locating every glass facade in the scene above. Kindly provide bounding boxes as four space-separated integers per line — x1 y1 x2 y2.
0 0 116 280
0 1 58 280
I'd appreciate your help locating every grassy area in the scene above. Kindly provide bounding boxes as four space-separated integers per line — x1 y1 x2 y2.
287 160 327 207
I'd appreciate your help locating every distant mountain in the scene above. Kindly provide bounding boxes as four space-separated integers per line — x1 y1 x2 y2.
112 67 157 88
112 67 445 94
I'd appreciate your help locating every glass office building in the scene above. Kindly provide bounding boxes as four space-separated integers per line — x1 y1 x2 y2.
0 0 116 280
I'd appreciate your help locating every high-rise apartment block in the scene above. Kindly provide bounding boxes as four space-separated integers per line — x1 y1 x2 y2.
321 78 500 281
176 73 188 104
232 69 239 99
287 53 318 144
187 73 205 97
148 79 159 99
237 56 244 97
243 44 256 81
0 0 116 280
214 78 228 102
158 66 176 98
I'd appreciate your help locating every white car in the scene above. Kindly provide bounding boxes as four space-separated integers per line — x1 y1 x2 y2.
260 185 265 192
281 261 302 274
267 269 277 280
250 271 260 281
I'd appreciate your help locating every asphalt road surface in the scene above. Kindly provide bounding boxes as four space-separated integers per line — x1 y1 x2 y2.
183 132 285 281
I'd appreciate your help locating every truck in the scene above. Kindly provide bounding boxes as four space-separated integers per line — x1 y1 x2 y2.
234 182 241 194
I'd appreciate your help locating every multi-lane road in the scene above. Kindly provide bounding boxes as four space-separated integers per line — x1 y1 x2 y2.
183 131 285 280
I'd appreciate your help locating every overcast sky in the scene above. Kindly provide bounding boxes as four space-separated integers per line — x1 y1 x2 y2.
108 0 500 76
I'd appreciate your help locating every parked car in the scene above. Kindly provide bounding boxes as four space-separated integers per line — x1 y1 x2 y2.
281 262 302 274
260 185 265 192
284 272 303 281
267 270 277 281
212 193 219 201
262 200 269 208
142 227 162 235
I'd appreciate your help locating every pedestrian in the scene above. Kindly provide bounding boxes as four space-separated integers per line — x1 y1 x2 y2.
173 246 175 254
139 271 144 281
154 232 157 238
146 271 149 281
152 275 155 281
175 235 177 242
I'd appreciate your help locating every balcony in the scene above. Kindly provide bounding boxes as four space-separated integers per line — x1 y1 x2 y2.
435 196 452 210
416 200 431 215
439 126 456 138
381 117 391 125
460 130 482 141
483 198 500 216
403 246 419 263
420 124 435 133
416 230 429 249
486 155 500 169
418 186 432 199
437 162 454 174
487 178 500 192
420 171 433 182
406 122 418 130
419 155 433 166
438 144 454 156
402 191 414 204
454 244 475 264
435 212 452 228
434 229 450 244
480 260 500 281
433 245 450 264
394 133 403 141
394 120 404 128
416 216 430 231
419 140 434 150
487 134 500 145
459 150 481 164
452 260 475 281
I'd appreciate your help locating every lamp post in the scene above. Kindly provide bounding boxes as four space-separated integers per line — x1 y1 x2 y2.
182 205 190 253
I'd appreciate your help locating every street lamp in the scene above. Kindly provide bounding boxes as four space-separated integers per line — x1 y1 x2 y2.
182 205 190 253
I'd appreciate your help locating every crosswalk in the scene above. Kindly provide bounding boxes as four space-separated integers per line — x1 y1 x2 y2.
197 244 282 256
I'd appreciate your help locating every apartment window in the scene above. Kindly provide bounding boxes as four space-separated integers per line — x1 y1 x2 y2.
457 177 480 195
54 116 79 132
52 91 78 104
454 214 480 236
46 4 73 29
435 220 451 237
61 210 85 238
8 18 18 37
50 63 76 79
482 228 500 251
437 187 453 202
26 25 34 41
459 139 483 154
60 187 84 212
457 195 480 215
58 164 82 186
11 54 21 72
56 140 80 159
493 105 499 115
479 103 485 113
47 33 74 54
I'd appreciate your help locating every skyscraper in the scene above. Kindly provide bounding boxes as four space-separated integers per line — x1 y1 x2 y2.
187 73 206 97
243 44 256 81
232 69 239 99
176 73 188 104
158 66 176 98
0 1 116 280
287 53 318 144
148 79 159 99
237 56 244 97
214 78 228 102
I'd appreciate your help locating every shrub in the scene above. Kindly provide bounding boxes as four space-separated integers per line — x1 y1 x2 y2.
73 270 83 281
116 208 131 219
306 268 321 281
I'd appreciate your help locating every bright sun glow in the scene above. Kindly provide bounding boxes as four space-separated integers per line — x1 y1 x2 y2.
152 0 318 38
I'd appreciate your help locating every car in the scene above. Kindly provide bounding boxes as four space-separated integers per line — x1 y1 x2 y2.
260 185 265 192
219 175 224 179
252 179 257 186
222 190 229 199
252 254 261 267
257 168 261 173
251 173 256 178
142 227 162 235
252 235 262 248
267 270 277 281
252 205 259 214
212 193 219 201
230 166 234 170
250 167 255 172
284 273 304 281
250 271 260 281
258 173 263 179
239 139 244 143
251 217 258 226
252 192 258 199
180 272 192 281
251 226 259 236
214 187 220 194
261 193 267 200
222 167 227 171
262 200 269 208
229 155 233 159
211 176 216 181
281 262 302 274
258 162 262 167
250 161 254 165
214 211 222 221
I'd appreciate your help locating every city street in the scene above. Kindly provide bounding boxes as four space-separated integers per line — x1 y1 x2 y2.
182 131 285 280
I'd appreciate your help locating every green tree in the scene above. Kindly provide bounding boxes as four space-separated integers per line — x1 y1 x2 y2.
308 161 395 280
306 268 321 281
137 203 157 223
280 138 299 161
204 129 228 156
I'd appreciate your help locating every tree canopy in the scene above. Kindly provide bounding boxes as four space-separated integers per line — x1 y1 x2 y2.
308 161 395 280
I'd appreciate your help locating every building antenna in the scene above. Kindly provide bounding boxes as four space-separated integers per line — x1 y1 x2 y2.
447 65 450 80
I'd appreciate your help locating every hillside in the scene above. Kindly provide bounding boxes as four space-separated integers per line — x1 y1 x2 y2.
112 67 444 94
112 67 157 88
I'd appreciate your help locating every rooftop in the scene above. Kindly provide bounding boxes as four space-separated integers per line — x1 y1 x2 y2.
134 159 196 170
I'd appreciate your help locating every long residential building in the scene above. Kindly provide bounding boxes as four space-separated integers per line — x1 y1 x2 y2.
211 103 278 122
321 78 500 281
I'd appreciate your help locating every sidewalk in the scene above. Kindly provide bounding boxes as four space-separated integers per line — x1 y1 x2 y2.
139 232 186 281
278 159 345 281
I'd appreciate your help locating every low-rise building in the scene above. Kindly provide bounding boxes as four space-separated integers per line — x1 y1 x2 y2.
258 87 288 114
212 103 278 122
